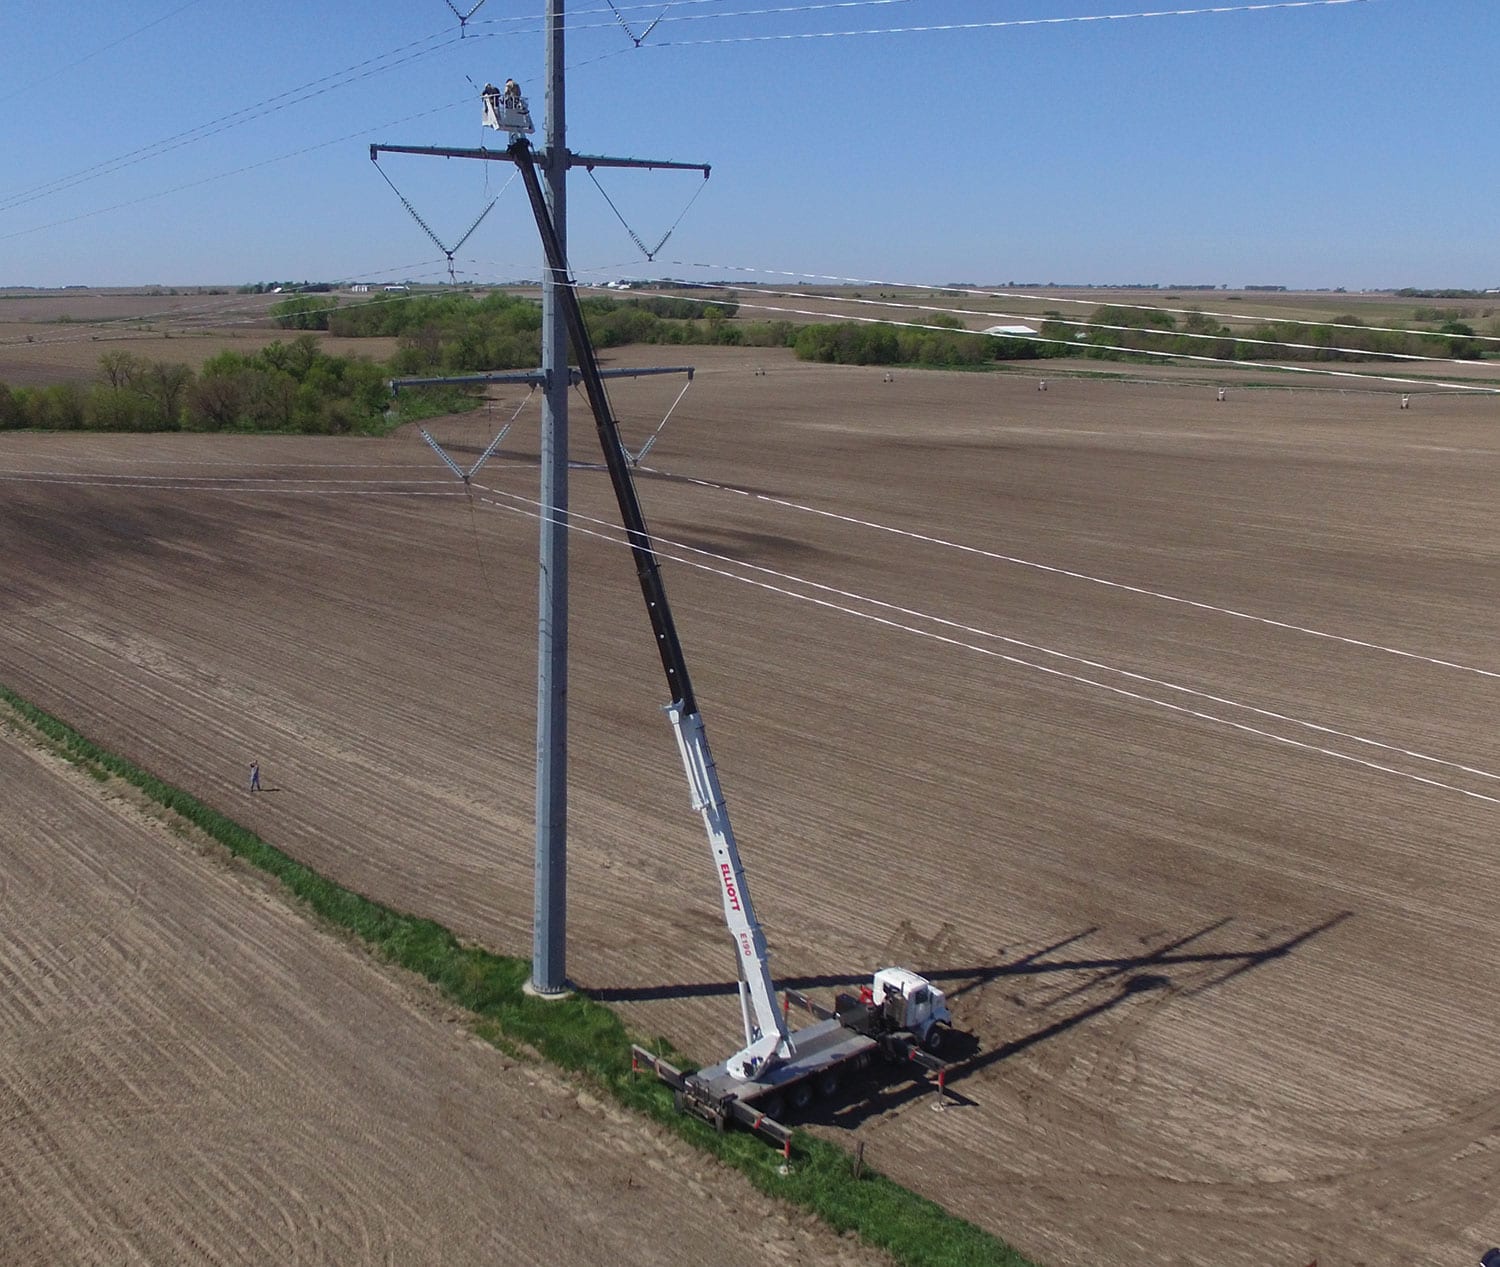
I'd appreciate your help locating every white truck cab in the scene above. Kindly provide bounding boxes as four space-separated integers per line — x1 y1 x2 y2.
872 967 953 1051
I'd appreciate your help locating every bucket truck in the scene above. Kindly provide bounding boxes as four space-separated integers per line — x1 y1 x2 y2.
507 139 956 1151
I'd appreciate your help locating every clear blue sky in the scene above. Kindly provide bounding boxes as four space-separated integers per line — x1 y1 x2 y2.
1 0 1495 291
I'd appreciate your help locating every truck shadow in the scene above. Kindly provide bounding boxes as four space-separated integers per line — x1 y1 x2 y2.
802 974 1167 1132
599 913 1351 1136
587 911 1352 1008
938 910 1352 1090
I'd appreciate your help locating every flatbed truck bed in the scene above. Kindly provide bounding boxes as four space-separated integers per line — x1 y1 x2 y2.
632 992 953 1155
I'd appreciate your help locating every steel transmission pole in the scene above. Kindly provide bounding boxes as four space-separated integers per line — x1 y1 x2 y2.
530 0 569 996
369 19 706 1002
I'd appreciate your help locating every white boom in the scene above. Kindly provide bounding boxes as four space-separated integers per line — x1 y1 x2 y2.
667 702 792 1079
501 138 955 1149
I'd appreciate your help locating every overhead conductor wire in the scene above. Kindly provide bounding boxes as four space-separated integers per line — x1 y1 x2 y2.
585 282 1500 394
668 261 1500 350
0 0 208 107
609 278 1498 369
0 97 480 245
462 477 1500 810
0 29 481 216
600 0 1370 47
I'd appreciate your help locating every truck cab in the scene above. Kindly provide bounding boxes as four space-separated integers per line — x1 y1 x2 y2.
872 967 953 1051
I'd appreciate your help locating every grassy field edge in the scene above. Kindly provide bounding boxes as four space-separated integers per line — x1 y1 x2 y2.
0 682 1037 1267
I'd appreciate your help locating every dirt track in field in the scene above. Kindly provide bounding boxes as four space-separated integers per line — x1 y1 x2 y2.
4 346 1500 1265
0 716 880 1267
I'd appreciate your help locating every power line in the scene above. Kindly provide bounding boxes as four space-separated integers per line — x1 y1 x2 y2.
625 459 1500 680
494 483 1500 776
660 259 1500 346
486 0 923 67
0 97 473 246
442 0 491 33
600 0 669 47
619 0 1370 48
0 29 479 217
465 483 1500 808
0 0 208 107
10 445 1492 802
592 0 913 39
3 449 1494 808
9 393 1500 690
471 0 912 31
581 280 1500 393
48 265 1476 394
669 260 1500 348
621 278 1495 366
532 0 1343 66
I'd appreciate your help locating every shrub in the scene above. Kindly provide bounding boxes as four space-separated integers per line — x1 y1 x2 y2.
271 296 337 330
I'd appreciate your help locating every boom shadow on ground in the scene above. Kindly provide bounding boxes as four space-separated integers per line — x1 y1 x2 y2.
590 911 1354 1106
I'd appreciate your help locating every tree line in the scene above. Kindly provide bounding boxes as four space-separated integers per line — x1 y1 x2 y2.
790 305 1489 367
0 293 765 434
790 312 1053 366
16 291 1477 435
1044 305 1487 363
0 339 408 435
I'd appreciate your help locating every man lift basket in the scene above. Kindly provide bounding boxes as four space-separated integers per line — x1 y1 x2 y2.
482 79 534 135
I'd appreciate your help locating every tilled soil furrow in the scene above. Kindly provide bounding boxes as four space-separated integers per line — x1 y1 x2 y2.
4 357 1500 1264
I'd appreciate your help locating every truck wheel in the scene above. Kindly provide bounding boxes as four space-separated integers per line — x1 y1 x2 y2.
789 1080 815 1111
816 1069 841 1098
759 1093 785 1120
923 1024 947 1055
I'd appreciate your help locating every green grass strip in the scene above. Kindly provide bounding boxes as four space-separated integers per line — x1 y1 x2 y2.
0 682 1037 1267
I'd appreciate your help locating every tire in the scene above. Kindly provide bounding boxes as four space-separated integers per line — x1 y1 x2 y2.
923 1023 947 1055
759 1093 785 1120
789 1080 815 1111
816 1069 842 1098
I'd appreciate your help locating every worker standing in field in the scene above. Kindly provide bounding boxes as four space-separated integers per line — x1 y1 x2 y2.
249 761 261 793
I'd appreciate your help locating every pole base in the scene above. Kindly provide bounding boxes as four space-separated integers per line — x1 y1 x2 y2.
523 978 574 1001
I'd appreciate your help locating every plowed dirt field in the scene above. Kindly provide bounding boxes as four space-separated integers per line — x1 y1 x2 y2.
4 347 1500 1265
0 707 880 1266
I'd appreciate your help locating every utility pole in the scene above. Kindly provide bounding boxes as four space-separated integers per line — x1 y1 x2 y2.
372 26 708 1001
532 0 570 997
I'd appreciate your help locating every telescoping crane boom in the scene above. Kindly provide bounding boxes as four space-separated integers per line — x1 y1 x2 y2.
508 138 789 1081
507 137 954 1146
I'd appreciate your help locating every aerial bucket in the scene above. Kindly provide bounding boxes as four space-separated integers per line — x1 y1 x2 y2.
482 82 535 135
